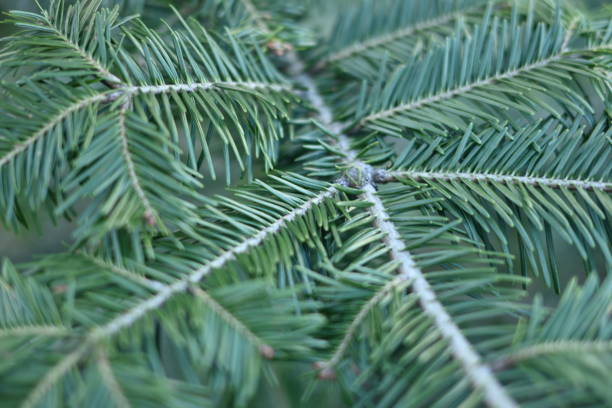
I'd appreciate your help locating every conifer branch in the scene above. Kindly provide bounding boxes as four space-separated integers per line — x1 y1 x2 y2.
0 325 69 338
384 170 612 192
323 277 405 368
492 340 612 371
357 54 563 128
89 186 337 340
77 252 167 292
20 185 337 408
288 49 518 408
318 9 469 69
190 286 273 356
286 52 357 161
127 81 292 95
0 77 290 170
362 183 518 408
23 342 90 408
3 2 611 406
41 11 122 85
0 92 109 169
96 349 131 408
117 101 157 225
351 21 607 134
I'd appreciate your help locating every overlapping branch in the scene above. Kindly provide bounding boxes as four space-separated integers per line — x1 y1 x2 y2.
286 49 518 408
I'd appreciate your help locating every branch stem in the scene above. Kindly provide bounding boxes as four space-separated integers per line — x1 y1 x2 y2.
0 93 109 169
386 170 612 192
354 30 607 131
492 340 612 371
362 183 518 408
324 277 406 368
21 185 337 408
286 49 518 408
318 9 470 69
357 54 563 128
117 102 157 224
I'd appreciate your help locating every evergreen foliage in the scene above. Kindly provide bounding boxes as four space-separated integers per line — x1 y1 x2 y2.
0 0 610 407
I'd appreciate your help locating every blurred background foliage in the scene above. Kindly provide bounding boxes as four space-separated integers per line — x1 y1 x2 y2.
0 0 609 406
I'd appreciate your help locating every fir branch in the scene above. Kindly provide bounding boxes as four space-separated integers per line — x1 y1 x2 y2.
288 48 518 408
37 0 122 85
318 0 497 74
0 92 108 169
349 15 609 137
362 183 518 408
0 77 290 169
356 52 570 129
2 1 611 406
384 170 612 192
122 81 292 96
23 342 90 408
190 286 274 357
2 0 124 85
322 277 405 369
0 325 70 338
76 252 167 292
89 185 336 337
357 57 558 127
116 101 157 226
19 184 337 408
96 349 132 408
386 120 612 284
493 340 612 371
45 21 122 86
286 51 357 161
318 8 472 69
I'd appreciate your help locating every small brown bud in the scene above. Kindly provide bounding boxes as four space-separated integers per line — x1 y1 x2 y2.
318 367 336 381
144 211 156 226
266 41 293 56
259 344 275 359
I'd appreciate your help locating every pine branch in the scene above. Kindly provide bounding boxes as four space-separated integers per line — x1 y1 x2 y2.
288 48 519 408
190 286 274 357
493 340 612 371
0 325 69 338
349 13 610 137
362 183 518 408
19 183 336 408
317 0 489 70
321 276 405 369
116 101 157 226
0 92 109 169
96 349 132 408
386 120 612 287
383 169 612 192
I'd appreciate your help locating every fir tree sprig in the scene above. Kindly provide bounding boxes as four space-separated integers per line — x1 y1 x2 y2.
0 0 610 406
